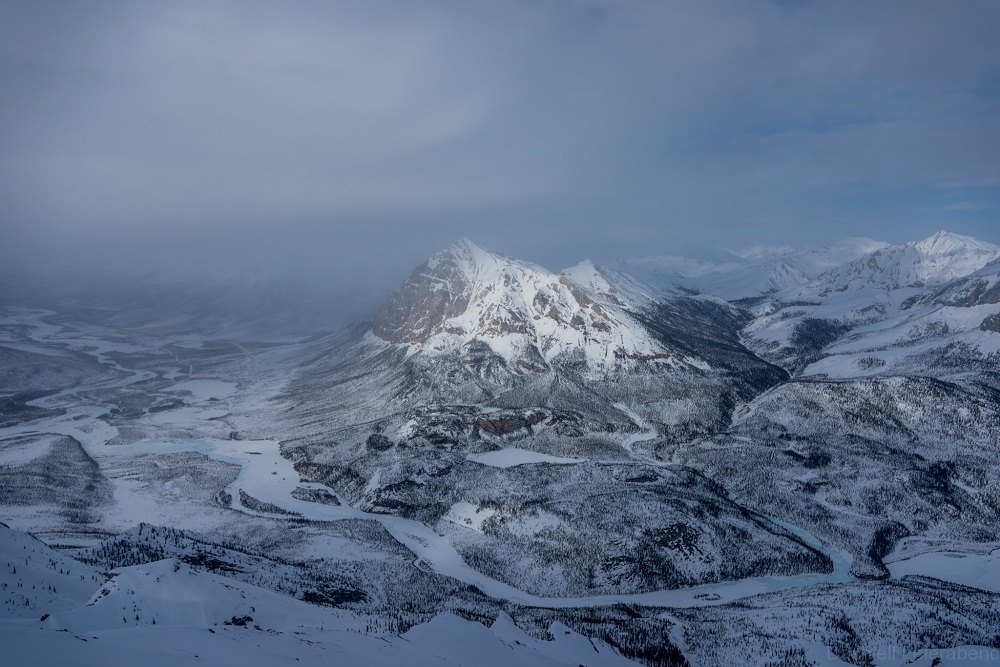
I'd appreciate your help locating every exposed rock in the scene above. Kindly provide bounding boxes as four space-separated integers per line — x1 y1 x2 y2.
980 311 1000 333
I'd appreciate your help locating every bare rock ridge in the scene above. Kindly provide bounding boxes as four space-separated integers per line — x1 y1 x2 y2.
373 238 481 345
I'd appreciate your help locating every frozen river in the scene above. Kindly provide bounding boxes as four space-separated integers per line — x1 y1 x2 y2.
1 308 860 610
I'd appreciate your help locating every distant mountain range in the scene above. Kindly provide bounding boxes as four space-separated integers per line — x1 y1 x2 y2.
364 230 1000 381
620 236 892 300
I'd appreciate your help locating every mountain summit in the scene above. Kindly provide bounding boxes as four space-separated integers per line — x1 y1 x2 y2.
373 239 693 375
805 230 1000 295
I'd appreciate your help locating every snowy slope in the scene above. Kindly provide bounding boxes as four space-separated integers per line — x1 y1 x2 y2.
741 232 1000 375
1 524 640 667
795 231 1000 297
900 256 1000 310
1 522 104 618
373 239 703 376
560 259 661 311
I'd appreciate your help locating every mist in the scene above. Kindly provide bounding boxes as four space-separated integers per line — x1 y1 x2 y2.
3 0 999 320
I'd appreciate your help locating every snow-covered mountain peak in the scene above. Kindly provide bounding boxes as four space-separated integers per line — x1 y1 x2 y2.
796 231 1000 297
424 238 520 274
910 230 997 257
373 242 688 374
560 259 607 298
561 260 660 309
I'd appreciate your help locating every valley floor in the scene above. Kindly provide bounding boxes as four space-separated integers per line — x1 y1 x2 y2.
2 306 999 666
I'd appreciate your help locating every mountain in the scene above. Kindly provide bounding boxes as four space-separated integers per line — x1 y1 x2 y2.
674 234 1000 588
276 241 820 600
5 231 1000 667
621 237 888 301
372 239 697 377
797 231 1000 297
741 231 1000 375
800 254 1000 379
291 239 786 447
901 256 1000 311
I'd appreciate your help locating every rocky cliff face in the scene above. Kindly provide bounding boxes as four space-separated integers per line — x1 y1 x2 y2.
373 243 476 345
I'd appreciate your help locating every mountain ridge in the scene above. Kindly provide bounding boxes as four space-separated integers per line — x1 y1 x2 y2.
794 230 1000 298
372 239 704 378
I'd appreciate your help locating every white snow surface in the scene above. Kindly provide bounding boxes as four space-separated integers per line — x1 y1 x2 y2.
467 448 580 468
1 535 640 667
791 231 1000 299
885 539 1000 593
0 523 104 618
397 240 704 374
560 259 661 308
442 501 498 533
164 379 237 400
888 551 1000 593
737 232 1000 377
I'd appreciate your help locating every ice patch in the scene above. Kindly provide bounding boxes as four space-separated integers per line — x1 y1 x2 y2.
147 407 228 426
165 380 237 400
887 548 1000 593
467 448 579 468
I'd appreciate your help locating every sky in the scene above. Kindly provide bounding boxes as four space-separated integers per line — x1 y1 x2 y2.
2 0 999 302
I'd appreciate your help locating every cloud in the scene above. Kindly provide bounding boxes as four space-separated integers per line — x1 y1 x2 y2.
943 201 996 212
1 0 998 284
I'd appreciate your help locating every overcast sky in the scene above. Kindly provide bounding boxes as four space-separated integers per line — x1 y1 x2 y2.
2 0 999 297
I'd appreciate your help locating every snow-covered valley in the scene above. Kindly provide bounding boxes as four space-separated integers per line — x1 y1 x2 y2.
3 232 1000 666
